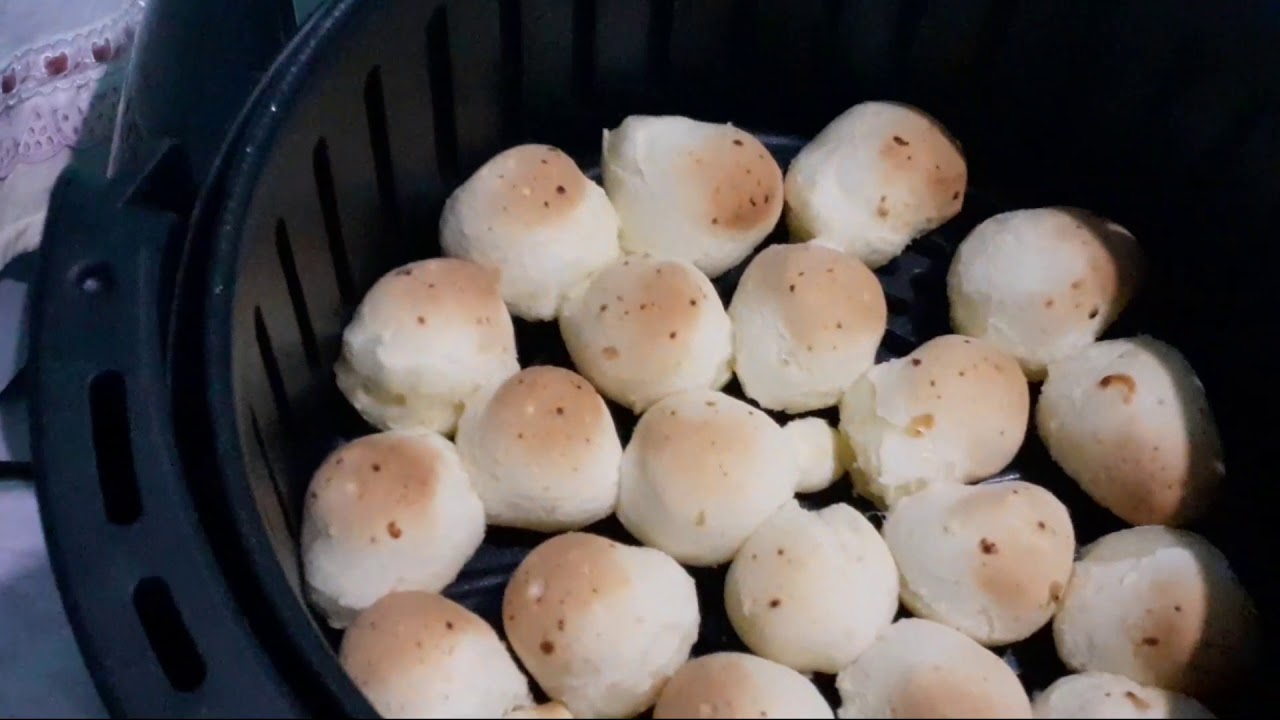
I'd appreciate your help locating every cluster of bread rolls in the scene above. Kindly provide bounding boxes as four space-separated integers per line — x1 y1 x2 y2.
301 101 1251 718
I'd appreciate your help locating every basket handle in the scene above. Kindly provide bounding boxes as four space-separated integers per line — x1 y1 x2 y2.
31 142 310 717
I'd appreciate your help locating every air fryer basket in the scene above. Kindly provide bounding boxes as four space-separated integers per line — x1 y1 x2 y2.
33 0 1280 716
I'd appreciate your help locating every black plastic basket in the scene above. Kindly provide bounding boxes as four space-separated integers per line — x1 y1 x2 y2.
33 0 1280 716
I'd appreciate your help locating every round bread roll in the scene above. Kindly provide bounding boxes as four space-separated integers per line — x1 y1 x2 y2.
340 592 532 719
725 500 898 674
838 334 1029 507
653 653 834 719
882 481 1075 646
301 431 485 628
835 618 1033 719
602 115 784 277
948 207 1144 379
455 366 622 531
785 101 967 268
1033 673 1215 719
1053 526 1257 697
440 144 621 320
559 256 733 412
504 703 575 719
730 242 888 413
503 532 700 718
1036 336 1224 526
618 390 800 566
785 417 851 494
336 258 519 434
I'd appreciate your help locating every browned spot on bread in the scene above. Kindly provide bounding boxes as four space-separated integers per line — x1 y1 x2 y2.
602 346 620 360
893 135 909 146
445 620 454 630
1088 306 1100 319
695 510 707 526
1045 298 1055 308
503 534 634 662
911 358 922 366
907 413 935 438
1048 581 1064 604
691 131 782 233
1141 636 1160 647
483 368 609 452
1099 373 1137 403
387 521 402 539
557 618 565 631
477 146 587 229
979 538 999 555
540 640 556 655
769 598 782 609
1125 691 1152 710
776 548 785 557
416 315 426 325
1071 279 1084 289
876 194 890 218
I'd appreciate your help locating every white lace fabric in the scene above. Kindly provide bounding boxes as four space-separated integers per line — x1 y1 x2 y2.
0 0 145 269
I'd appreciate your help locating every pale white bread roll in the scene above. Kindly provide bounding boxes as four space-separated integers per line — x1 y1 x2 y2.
339 592 532 719
504 703 574 719
835 618 1033 719
838 335 1029 507
882 481 1075 646
559 256 733 413
618 390 800 566
1053 526 1257 698
785 417 852 494
725 500 898 674
653 652 834 719
455 366 622 531
1036 336 1224 526
301 431 484 628
1033 673 1215 719
948 207 1144 379
785 101 966 268
730 242 888 413
440 144 621 320
336 258 519 434
503 532 700 718
602 115 784 277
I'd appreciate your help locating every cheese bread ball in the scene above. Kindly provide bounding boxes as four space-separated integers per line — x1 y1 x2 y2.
785 101 967 268
1053 526 1257 697
503 533 700 718
654 653 833 719
1037 336 1224 526
340 592 532 718
835 618 1033 718
618 390 800 566
440 144 622 320
839 335 1029 507
603 115 783 277
784 417 852 494
1033 673 1215 719
455 366 622 531
883 481 1075 645
726 500 899 674
336 258 519 434
730 242 887 413
948 207 1144 379
559 256 733 412
301 431 484 628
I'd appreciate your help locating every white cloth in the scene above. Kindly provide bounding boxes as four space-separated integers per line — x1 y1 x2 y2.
0 0 144 269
